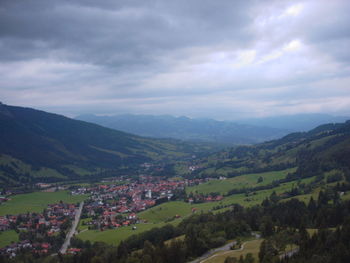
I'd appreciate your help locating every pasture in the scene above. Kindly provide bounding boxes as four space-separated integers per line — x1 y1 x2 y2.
186 168 296 195
0 230 19 248
0 191 87 216
78 222 168 245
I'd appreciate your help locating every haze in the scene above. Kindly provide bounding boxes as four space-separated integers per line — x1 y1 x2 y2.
1 0 350 120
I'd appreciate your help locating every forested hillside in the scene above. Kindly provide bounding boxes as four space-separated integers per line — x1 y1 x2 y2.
0 104 208 186
192 120 350 180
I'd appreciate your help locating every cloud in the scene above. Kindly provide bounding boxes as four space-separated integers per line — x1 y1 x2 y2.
0 0 350 119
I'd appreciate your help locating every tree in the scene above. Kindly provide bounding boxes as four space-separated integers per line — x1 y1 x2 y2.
260 216 274 237
224 256 238 263
259 239 277 263
244 253 255 263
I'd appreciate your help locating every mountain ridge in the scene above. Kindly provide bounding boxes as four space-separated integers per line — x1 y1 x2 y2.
0 104 209 186
75 114 289 144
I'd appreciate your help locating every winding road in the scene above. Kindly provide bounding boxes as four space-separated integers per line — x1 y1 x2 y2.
59 201 84 254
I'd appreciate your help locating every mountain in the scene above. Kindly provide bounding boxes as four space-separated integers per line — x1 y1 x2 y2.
194 119 350 178
75 114 289 145
236 113 349 131
0 104 208 186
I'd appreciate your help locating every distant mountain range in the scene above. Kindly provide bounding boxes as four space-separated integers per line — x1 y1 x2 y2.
236 113 349 131
0 104 207 186
75 114 289 145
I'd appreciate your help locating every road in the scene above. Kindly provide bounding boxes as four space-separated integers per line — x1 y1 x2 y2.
59 201 84 254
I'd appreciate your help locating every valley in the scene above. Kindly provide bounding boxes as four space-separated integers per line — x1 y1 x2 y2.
1 105 350 262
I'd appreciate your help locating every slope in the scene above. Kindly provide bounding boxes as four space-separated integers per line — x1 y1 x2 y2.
192 120 350 179
0 104 208 186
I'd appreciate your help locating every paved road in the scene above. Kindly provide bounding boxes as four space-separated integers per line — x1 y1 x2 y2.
59 201 84 254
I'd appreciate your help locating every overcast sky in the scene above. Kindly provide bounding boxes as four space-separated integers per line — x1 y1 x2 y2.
1 0 350 120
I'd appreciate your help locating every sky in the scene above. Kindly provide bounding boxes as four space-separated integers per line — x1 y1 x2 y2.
1 0 350 120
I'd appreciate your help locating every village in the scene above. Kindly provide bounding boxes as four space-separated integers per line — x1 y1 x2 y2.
0 174 224 257
75 175 223 231
0 202 80 257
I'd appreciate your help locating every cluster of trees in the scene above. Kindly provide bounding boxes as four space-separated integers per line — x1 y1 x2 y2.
278 220 350 263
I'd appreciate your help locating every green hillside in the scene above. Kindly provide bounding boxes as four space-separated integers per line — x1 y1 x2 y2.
193 121 350 180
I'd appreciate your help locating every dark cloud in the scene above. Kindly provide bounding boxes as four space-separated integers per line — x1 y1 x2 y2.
0 0 350 119
0 0 254 67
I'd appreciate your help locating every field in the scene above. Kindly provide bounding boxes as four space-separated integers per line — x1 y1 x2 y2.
0 230 19 248
186 168 296 195
0 191 87 216
138 201 193 223
78 222 168 245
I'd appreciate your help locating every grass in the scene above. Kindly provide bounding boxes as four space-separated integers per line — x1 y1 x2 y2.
78 218 92 231
0 230 19 248
0 191 87 216
77 222 168 246
138 201 193 223
186 168 296 195
63 165 96 176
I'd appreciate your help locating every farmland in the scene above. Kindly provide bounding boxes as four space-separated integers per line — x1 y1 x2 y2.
78 222 169 245
0 191 87 216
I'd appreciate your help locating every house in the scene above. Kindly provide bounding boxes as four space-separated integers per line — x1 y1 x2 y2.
128 213 137 220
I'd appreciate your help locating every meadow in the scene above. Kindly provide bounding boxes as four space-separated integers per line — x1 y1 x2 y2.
0 191 87 216
78 222 169 245
0 230 19 248
186 168 296 195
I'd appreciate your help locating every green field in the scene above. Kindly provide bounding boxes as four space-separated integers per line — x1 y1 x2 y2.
138 201 194 223
0 230 19 248
186 168 296 195
78 218 93 231
0 191 87 216
78 222 168 245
